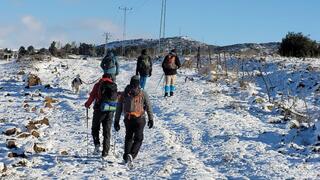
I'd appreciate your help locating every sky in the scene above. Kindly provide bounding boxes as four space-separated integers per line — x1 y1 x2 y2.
0 0 319 49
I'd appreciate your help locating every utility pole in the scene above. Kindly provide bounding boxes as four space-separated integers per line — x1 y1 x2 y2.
158 0 164 55
162 0 167 38
103 32 111 56
119 6 132 57
197 46 201 69
158 0 167 55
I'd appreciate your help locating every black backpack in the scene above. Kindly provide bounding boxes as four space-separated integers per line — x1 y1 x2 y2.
99 81 118 112
140 56 151 70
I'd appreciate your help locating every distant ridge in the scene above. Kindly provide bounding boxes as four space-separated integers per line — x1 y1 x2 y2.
99 36 280 55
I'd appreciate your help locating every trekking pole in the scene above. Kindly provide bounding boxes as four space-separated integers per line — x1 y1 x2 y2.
113 130 117 158
155 73 164 91
86 108 89 157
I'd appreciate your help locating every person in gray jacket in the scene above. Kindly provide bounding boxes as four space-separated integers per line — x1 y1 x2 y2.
114 75 154 165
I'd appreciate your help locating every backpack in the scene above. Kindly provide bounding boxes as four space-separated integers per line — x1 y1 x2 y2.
123 90 144 118
164 55 177 70
99 81 118 112
102 56 116 70
140 56 151 70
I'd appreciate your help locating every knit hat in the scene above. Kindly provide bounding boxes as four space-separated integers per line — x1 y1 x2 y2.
169 49 177 56
141 49 147 55
130 75 140 88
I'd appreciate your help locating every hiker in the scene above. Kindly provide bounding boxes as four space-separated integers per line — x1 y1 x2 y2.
84 74 118 157
162 49 181 97
100 51 119 81
114 75 154 166
136 49 152 89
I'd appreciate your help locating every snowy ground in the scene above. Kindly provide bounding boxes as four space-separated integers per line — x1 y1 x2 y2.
0 57 319 179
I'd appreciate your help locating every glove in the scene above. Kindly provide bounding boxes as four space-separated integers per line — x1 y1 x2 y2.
84 101 90 108
114 123 120 131
147 120 154 129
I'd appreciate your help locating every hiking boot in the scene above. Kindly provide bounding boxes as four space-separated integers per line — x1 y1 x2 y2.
170 92 174 96
164 92 169 97
127 154 133 162
102 150 108 158
123 153 128 163
93 145 101 155
127 154 134 168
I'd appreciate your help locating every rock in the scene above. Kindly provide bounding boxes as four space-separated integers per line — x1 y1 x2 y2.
6 139 17 149
40 108 45 113
8 99 13 102
290 120 300 129
33 143 46 153
60 151 68 155
0 162 7 173
33 117 49 126
254 98 265 104
44 84 52 89
44 96 58 103
297 82 305 88
41 117 49 126
306 65 314 72
26 122 37 132
31 130 40 138
23 103 30 108
17 132 31 138
12 160 29 167
27 74 41 87
17 70 25 75
312 146 320 153
8 152 26 158
3 128 17 136
45 102 53 108
31 107 37 112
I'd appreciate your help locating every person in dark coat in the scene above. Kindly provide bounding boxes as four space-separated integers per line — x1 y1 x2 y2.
136 49 152 89
100 51 119 82
162 49 181 97
114 75 154 165
84 74 117 157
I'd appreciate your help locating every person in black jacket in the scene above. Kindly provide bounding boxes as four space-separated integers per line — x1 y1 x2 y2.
136 49 152 89
162 49 181 97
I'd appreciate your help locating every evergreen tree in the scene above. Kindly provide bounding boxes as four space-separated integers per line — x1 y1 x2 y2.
49 41 58 56
27 45 35 55
63 43 72 54
18 46 27 57
279 32 319 57
39 48 49 55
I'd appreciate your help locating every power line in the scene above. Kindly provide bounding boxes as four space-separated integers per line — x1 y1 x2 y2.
119 6 133 56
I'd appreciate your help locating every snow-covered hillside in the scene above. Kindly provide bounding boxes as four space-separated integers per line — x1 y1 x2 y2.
0 57 319 179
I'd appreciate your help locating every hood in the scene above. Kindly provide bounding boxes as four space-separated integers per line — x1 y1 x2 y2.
125 85 141 97
100 77 113 83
